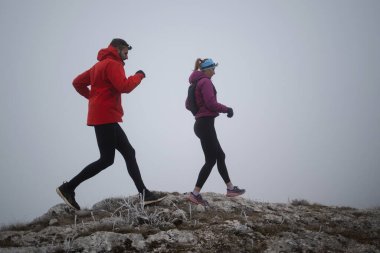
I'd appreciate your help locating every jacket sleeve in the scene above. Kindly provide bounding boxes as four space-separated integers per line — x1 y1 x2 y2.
200 79 228 113
107 62 144 93
72 69 91 99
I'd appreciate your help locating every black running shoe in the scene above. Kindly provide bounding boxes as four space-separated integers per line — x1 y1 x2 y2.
56 182 81 210
143 190 166 205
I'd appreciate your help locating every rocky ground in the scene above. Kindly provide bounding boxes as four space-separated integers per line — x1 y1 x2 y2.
0 192 379 253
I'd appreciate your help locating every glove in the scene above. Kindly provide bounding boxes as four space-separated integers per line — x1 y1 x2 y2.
227 107 234 118
136 70 146 78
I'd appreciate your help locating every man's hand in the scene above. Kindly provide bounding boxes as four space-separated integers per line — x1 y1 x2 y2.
136 70 146 78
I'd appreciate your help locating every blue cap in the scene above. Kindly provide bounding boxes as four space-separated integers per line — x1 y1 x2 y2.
200 59 218 70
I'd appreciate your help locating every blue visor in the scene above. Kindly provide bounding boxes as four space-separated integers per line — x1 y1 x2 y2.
200 59 218 70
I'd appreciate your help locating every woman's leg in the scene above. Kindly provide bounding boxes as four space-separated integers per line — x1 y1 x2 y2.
194 118 220 189
215 139 232 186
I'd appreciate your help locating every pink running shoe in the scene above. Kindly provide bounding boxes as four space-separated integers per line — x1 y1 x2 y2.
226 186 246 197
188 192 209 206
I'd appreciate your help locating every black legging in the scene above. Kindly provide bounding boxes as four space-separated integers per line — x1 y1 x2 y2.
194 117 231 188
67 123 147 193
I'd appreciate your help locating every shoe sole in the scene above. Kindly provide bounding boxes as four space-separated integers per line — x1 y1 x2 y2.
188 196 200 205
56 187 80 211
187 196 209 206
144 196 167 205
226 192 245 197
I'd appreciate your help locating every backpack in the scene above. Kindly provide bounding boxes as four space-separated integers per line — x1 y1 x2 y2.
187 81 199 116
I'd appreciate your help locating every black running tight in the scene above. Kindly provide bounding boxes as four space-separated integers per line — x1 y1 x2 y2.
67 123 147 193
194 117 231 188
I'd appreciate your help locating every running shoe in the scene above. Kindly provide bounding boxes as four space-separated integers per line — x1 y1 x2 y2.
56 182 81 210
143 190 166 205
226 186 246 197
188 192 209 206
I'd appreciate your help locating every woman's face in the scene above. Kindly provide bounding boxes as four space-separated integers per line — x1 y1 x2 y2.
204 68 215 78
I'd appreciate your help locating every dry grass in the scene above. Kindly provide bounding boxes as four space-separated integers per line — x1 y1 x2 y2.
290 199 311 206
0 222 29 232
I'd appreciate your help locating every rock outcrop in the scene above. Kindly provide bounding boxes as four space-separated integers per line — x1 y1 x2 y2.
0 192 379 252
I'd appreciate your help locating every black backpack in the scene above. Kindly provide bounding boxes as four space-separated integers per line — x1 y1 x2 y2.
187 81 199 116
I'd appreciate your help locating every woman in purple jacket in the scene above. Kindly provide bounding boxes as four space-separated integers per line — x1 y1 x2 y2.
186 58 245 206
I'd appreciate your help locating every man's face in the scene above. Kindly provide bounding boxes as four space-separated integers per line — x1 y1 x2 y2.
119 47 129 61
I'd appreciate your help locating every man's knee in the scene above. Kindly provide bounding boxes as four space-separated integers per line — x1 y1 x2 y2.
99 156 114 167
124 147 136 159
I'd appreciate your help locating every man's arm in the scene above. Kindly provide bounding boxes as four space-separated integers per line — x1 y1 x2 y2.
107 62 144 93
72 69 91 99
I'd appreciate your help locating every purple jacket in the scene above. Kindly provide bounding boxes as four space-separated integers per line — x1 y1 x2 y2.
186 71 228 119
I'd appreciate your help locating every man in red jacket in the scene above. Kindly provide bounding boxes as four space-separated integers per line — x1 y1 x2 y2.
56 38 161 210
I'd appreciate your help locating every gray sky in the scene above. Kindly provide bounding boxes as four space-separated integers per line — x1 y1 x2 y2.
1 0 379 225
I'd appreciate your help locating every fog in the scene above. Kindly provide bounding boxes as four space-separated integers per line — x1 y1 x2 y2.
1 0 379 225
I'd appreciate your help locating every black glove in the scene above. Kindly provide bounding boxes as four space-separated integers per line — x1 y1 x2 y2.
227 107 234 118
136 70 146 78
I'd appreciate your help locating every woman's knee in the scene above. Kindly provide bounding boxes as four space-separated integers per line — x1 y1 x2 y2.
218 151 226 161
205 157 217 167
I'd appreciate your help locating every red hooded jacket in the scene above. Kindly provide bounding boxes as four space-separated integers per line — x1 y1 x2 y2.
73 46 144 125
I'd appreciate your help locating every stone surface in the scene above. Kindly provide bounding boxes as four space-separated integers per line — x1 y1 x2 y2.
0 192 379 252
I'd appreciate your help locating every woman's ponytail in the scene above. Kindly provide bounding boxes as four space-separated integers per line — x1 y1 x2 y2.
194 58 202 71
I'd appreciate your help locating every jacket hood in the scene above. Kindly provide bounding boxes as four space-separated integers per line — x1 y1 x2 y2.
97 46 124 65
189 70 209 84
